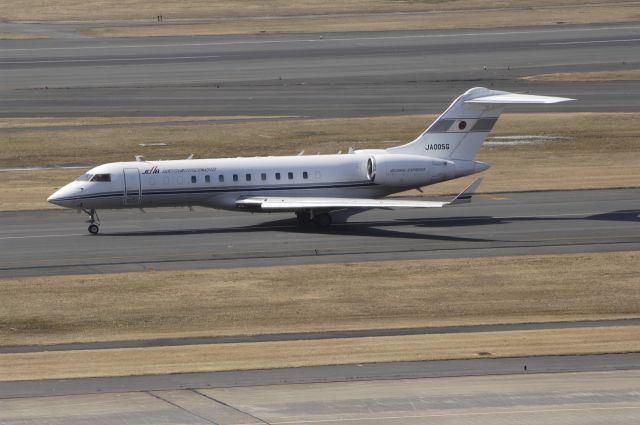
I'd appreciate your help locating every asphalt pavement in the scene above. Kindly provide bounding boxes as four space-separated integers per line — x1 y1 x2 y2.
1 188 638 277
1 24 639 117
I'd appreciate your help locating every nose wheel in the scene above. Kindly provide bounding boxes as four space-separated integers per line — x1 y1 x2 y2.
83 208 100 235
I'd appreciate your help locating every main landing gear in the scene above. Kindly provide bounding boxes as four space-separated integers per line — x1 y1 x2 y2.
83 208 100 234
296 211 332 228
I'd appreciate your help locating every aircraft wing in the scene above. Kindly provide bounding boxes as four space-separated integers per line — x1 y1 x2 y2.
236 178 482 211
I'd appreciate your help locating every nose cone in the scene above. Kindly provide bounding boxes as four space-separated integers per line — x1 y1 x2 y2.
47 185 78 208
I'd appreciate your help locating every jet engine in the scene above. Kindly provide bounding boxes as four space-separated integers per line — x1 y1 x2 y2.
365 154 454 187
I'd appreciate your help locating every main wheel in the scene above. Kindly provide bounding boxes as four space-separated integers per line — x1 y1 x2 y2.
88 224 100 235
314 213 332 228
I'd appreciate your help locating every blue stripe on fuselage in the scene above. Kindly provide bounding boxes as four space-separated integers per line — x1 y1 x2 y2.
53 181 378 202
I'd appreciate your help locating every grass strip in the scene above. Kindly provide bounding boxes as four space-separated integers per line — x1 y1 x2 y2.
0 116 292 129
1 252 639 347
1 327 638 381
522 70 640 81
84 4 640 38
0 1 631 23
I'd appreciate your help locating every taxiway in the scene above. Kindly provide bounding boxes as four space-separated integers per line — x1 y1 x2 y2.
1 24 639 118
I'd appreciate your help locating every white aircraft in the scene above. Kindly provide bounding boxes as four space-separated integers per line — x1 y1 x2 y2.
48 87 572 234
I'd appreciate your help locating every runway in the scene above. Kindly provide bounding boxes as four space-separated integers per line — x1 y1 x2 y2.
1 24 639 118
1 188 638 277
1 355 639 424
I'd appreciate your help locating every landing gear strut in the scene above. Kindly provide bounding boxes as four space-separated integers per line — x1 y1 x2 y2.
83 208 100 234
295 211 332 228
296 211 311 225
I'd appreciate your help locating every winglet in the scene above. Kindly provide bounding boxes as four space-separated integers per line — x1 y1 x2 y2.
449 178 483 205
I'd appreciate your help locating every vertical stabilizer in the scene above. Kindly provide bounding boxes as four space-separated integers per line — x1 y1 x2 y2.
388 87 573 161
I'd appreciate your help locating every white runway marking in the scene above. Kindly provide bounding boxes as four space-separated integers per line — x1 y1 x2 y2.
0 234 83 240
540 38 640 46
5 55 221 65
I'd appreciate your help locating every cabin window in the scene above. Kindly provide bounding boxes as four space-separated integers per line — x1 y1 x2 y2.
303 171 308 179
177 175 183 184
91 174 111 182
205 175 210 184
76 173 92 181
246 173 251 182
275 172 281 180
288 172 294 180
233 174 238 182
261 173 267 181
163 176 170 185
191 176 197 183
218 175 224 183
149 177 155 186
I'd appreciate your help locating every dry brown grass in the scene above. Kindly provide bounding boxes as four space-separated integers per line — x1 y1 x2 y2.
1 327 638 381
84 3 640 38
0 169 76 211
1 252 639 347
0 32 46 40
2 112 639 210
0 116 288 129
523 70 640 82
1 1 628 22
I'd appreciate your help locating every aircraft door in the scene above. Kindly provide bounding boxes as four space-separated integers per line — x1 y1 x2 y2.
123 168 142 205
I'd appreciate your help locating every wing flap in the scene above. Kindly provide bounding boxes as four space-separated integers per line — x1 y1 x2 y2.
237 197 449 210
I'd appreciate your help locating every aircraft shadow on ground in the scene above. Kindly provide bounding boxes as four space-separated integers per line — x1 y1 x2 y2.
101 209 639 241
104 216 495 242
396 209 640 228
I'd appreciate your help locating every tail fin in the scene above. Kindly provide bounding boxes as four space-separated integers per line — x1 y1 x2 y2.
388 87 573 161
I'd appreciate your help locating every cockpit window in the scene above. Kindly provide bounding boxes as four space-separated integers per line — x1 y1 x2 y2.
91 174 111 182
76 174 93 181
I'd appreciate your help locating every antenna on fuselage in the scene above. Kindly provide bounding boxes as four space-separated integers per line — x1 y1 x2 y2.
186 154 194 160
135 155 145 162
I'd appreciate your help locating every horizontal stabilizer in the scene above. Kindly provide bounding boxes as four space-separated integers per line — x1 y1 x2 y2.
465 93 574 104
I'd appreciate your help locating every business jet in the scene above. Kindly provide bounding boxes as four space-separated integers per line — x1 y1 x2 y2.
48 87 572 234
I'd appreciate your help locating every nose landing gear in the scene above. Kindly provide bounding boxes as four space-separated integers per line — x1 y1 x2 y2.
83 209 100 234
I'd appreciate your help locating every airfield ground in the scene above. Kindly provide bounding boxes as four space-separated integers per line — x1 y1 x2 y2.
1 0 639 38
522 70 640 82
2 112 640 211
2 251 639 346
0 4 639 420
1 251 639 380
2 327 639 381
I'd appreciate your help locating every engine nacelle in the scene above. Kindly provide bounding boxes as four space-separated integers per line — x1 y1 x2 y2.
366 154 455 187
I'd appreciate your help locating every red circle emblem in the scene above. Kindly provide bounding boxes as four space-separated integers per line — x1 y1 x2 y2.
458 121 467 130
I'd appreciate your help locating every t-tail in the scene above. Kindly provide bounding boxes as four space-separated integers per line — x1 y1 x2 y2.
388 87 574 161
